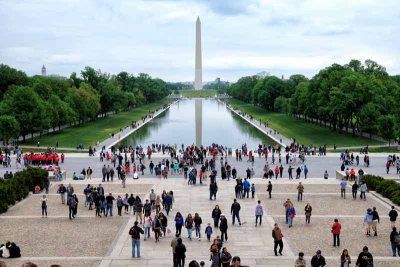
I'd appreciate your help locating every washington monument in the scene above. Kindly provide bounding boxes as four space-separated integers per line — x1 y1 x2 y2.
195 16 202 90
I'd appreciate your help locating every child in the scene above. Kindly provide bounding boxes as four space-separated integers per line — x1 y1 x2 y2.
251 184 256 199
205 223 213 241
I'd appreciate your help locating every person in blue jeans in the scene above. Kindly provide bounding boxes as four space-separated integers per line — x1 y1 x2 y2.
105 193 115 216
287 206 296 228
129 221 144 258
231 199 241 225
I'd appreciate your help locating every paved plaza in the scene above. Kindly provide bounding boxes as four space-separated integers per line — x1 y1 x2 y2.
1 153 400 267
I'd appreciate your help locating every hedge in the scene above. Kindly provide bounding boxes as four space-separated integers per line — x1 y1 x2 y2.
0 167 49 213
361 174 400 205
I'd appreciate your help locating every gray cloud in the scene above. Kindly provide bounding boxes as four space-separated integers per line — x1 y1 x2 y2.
0 0 399 82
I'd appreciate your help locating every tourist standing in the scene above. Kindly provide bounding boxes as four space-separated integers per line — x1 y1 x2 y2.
41 195 48 218
129 221 144 258
209 182 218 200
67 194 77 220
305 203 312 225
105 193 115 217
352 182 359 200
116 196 123 216
205 223 213 241
175 238 186 267
355 246 373 267
283 199 293 224
231 199 241 225
267 181 272 198
389 206 398 227
331 218 342 247
311 250 326 267
272 223 283 256
143 214 152 240
340 179 347 199
297 182 304 202
340 249 351 267
255 200 264 226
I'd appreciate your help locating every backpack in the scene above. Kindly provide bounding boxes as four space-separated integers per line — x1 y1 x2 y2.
395 234 400 245
129 227 138 236
41 200 47 208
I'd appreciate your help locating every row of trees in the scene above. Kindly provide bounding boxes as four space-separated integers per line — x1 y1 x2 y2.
0 65 170 142
228 59 400 143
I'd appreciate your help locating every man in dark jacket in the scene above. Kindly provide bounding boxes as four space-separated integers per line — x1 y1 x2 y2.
209 182 218 200
129 221 144 258
219 214 228 242
311 250 326 267
355 246 373 267
175 238 186 267
231 199 241 225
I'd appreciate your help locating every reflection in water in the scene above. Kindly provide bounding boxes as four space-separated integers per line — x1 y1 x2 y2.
119 99 276 149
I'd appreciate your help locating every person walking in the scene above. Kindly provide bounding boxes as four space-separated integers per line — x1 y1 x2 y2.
389 206 398 227
211 205 221 228
305 203 312 225
352 182 359 200
390 227 400 257
359 182 367 200
255 200 264 226
295 252 306 267
185 213 194 241
129 221 144 258
220 247 232 267
272 223 283 256
297 182 304 202
194 213 202 241
143 214 152 240
67 194 77 220
175 238 186 267
209 182 218 200
243 178 250 198
340 179 347 199
175 212 184 236
116 195 123 216
371 207 380 236
287 205 296 228
171 233 179 267
364 208 373 236
311 250 326 267
283 199 293 224
267 181 272 198
340 249 351 267
304 165 308 179
219 214 228 242
331 218 342 247
356 246 373 267
231 199 241 225
57 184 66 204
41 195 48 218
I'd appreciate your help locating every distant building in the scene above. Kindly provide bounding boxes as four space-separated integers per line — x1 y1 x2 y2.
41 65 46 76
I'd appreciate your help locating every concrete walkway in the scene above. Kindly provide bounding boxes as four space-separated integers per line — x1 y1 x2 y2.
218 99 291 147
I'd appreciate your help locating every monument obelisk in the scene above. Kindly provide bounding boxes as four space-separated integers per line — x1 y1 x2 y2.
195 16 202 90
195 16 203 147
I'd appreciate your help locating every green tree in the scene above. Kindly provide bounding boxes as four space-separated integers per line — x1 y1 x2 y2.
377 115 396 145
0 115 20 142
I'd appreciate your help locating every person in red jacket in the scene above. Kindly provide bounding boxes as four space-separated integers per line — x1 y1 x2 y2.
331 218 342 247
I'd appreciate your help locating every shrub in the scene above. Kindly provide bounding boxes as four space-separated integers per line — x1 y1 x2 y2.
361 174 400 206
0 167 48 213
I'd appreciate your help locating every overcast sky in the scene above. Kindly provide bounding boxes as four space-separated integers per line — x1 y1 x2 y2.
0 0 399 82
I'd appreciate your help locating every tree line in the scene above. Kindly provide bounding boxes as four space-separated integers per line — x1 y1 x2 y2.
0 65 170 142
227 59 400 144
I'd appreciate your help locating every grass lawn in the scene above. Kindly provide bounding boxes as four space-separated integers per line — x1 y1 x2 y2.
24 99 172 148
178 89 216 98
226 99 385 148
